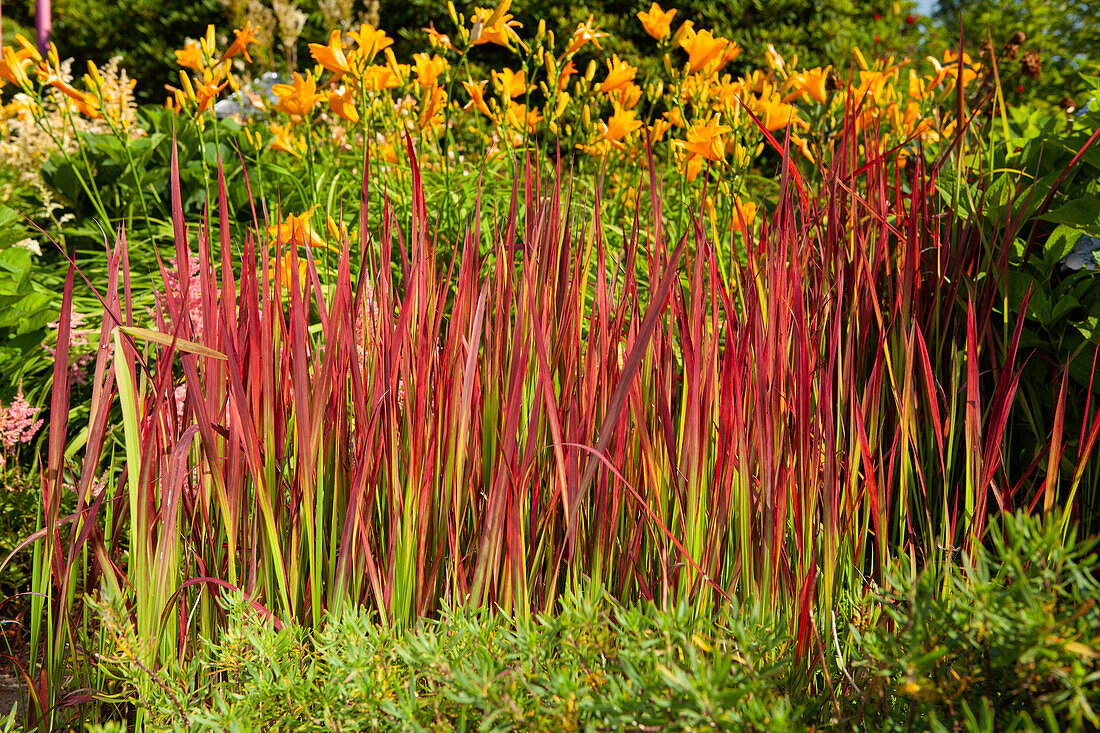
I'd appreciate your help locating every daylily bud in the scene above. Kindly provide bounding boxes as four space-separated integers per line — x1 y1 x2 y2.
584 59 596 81
663 53 672 74
447 1 458 24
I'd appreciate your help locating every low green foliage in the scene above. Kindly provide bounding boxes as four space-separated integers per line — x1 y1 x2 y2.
82 512 1098 732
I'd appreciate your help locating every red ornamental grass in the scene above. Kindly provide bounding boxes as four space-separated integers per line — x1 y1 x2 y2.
19 116 1099 726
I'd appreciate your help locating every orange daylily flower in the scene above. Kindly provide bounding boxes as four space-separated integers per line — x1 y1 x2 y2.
268 207 334 250
505 102 541 132
492 67 530 99
174 42 204 72
675 116 730 162
224 22 259 64
598 107 642 148
418 85 446 129
782 66 831 104
614 82 643 110
327 86 359 123
424 22 454 51
309 30 354 79
272 71 323 119
413 53 448 89
754 95 798 131
470 6 523 48
679 28 730 74
362 64 399 91
648 117 673 142
556 59 577 92
0 46 36 88
599 55 637 94
268 122 304 157
732 197 757 235
462 79 494 118
564 16 608 56
349 24 393 63
637 2 677 40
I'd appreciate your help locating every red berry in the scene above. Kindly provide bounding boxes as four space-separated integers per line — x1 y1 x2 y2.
874 34 881 44
1017 85 1024 93
874 13 882 20
906 14 915 23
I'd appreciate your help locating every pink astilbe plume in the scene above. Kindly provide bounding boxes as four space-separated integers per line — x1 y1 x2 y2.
0 389 44 454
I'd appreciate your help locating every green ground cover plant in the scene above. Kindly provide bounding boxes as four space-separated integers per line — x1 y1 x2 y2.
46 511 1100 731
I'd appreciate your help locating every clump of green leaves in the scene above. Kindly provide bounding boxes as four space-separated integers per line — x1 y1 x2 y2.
90 512 1099 732
847 511 1100 731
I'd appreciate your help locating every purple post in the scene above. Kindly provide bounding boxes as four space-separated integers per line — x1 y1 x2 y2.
36 0 52 56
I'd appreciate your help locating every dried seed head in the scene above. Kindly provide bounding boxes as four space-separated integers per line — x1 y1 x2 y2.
1020 49 1041 79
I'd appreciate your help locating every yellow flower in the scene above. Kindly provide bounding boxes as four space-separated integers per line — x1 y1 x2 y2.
462 79 494 118
649 117 673 142
269 252 308 292
224 22 259 64
272 71 323 119
413 53 448 89
598 107 642 148
349 23 393 63
423 22 454 51
471 7 523 48
327 86 359 123
175 42 204 71
492 67 530 99
0 46 36 88
418 85 446 130
598 55 636 94
564 16 608 56
556 60 577 92
505 102 541 132
637 2 677 40
675 116 730 162
754 95 798 131
679 28 729 75
782 66 831 104
268 207 332 249
732 197 756 235
362 64 399 91
614 82 643 110
309 30 354 79
268 122 304 157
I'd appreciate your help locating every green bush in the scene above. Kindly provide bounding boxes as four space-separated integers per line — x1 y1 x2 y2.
86 512 1099 732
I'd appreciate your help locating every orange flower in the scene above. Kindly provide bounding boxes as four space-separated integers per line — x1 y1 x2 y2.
0 46 36 88
423 22 454 51
309 30 353 79
462 79 494 118
782 66 831 104
637 3 677 41
564 16 608 56
418 85 446 129
598 107 642 148
470 6 523 48
556 59 577 92
413 53 448 89
505 102 541 132
614 83 643 110
268 207 332 249
272 71 323 119
362 64 399 91
224 22 259 64
349 23 393 63
679 28 729 74
269 251 309 292
732 197 757 236
753 95 798 131
675 116 730 162
268 122 304 157
192 70 228 114
174 42 204 71
598 55 636 94
327 86 359 123
649 117 673 142
492 67 530 99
